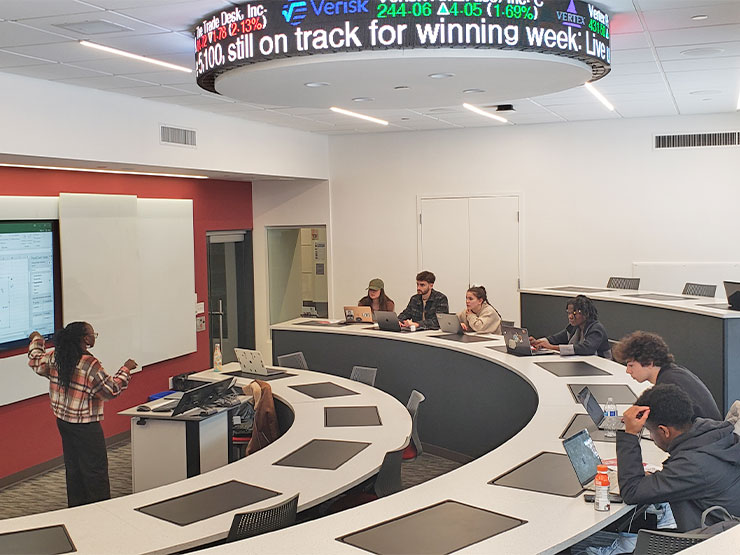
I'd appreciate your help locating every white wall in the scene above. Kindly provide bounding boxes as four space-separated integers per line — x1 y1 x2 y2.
0 72 329 180
252 180 332 362
326 112 740 314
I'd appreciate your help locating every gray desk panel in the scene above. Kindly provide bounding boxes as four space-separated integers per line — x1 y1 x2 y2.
546 287 613 293
325 406 382 427
698 303 730 310
622 293 691 301
491 452 583 497
274 439 370 470
536 361 610 377
433 334 496 344
272 330 538 459
568 384 637 405
289 382 359 399
0 524 75 555
522 292 729 411
338 500 526 555
135 481 280 526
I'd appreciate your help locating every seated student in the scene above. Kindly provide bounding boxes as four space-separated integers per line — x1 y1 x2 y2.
358 278 395 313
398 270 449 330
457 285 502 334
529 295 612 358
613 331 721 421
618 384 740 531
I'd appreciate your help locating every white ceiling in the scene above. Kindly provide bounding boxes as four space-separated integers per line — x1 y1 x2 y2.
0 0 738 134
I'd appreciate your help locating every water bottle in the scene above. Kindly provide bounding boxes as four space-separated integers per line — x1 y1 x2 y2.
604 397 617 438
594 465 611 512
213 343 222 372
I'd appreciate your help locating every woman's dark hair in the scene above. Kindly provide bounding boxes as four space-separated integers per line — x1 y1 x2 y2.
53 321 89 390
467 285 489 305
612 331 674 367
359 289 394 311
568 295 598 322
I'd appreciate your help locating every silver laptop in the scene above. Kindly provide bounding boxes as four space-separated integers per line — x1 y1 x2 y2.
577 386 626 431
562 429 619 493
437 313 465 335
375 311 413 332
233 348 277 376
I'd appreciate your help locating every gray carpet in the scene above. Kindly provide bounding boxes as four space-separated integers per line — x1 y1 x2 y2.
0 443 460 521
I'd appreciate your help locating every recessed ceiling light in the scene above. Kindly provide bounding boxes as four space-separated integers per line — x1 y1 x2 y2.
304 82 330 87
394 85 410 90
80 40 192 72
584 82 615 111
429 73 455 79
352 97 374 102
463 88 485 94
691 14 709 21
462 103 508 123
330 107 388 126
680 47 725 57
689 89 722 96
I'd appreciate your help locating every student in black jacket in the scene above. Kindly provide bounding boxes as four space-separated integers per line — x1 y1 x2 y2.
529 295 612 358
613 331 721 420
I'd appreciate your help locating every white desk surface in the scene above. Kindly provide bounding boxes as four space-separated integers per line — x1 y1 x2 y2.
195 321 666 554
521 285 740 319
0 367 410 555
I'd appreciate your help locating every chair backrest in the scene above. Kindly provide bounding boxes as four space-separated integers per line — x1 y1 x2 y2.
226 494 299 542
277 352 308 370
607 276 640 290
350 366 378 387
373 447 404 498
633 529 706 555
406 390 426 457
682 282 717 297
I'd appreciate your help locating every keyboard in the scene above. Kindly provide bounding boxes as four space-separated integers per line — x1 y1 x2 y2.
152 400 179 412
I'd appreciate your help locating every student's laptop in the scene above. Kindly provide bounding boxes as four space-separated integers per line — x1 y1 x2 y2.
724 281 740 310
435 313 494 343
341 306 373 324
577 386 626 431
375 311 414 332
495 326 557 356
233 348 282 376
562 429 619 493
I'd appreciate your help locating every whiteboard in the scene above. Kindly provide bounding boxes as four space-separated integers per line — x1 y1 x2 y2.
632 262 740 298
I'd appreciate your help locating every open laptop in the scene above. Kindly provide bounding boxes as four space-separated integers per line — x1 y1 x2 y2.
562 429 619 493
375 311 415 332
231 348 285 377
435 313 494 343
577 386 626 431
494 326 557 356
724 281 740 310
341 306 374 324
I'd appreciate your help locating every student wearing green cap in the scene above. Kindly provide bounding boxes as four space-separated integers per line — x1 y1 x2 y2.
358 278 395 313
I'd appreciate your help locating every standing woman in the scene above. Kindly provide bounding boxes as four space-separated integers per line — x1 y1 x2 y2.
358 278 395 313
28 322 136 507
457 285 503 334
530 295 612 358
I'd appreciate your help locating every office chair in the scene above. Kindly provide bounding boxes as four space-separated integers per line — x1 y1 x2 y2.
276 352 308 370
350 366 378 387
682 282 717 297
226 494 299 542
607 277 641 290
633 529 706 554
403 390 426 461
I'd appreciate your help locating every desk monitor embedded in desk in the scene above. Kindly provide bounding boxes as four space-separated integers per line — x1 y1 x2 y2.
168 377 236 416
0 524 76 554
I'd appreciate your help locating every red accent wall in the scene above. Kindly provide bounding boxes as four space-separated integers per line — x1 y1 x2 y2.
0 167 253 480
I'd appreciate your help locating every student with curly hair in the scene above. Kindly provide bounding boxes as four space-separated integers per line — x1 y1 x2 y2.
529 295 612 358
28 322 136 507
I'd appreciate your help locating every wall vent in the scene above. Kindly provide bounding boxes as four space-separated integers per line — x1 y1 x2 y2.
160 125 196 147
654 132 739 149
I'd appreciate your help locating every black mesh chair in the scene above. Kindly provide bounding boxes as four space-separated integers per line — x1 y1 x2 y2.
682 282 717 297
633 529 706 554
276 352 308 370
607 277 641 290
403 390 425 461
350 366 378 387
226 494 299 542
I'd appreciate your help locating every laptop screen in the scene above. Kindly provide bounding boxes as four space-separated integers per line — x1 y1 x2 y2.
562 429 602 486
577 386 605 426
724 281 740 308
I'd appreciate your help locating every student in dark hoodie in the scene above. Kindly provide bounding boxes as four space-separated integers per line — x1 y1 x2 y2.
618 384 740 531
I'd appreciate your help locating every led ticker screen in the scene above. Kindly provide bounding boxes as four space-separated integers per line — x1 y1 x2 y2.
194 0 611 93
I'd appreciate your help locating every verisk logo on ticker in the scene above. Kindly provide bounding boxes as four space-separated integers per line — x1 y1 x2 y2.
283 0 369 25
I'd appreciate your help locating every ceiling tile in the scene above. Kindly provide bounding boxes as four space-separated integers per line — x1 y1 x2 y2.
0 21 71 48
0 48 52 68
117 1 234 33
54 73 160 89
656 40 740 60
0 61 108 80
642 4 740 31
0 1 101 21
610 32 651 50
650 24 740 47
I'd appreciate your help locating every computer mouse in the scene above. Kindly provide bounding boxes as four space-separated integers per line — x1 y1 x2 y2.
137 405 151 412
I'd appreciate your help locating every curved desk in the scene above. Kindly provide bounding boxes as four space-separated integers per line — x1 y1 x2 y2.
0 368 410 555
197 320 664 554
520 285 740 412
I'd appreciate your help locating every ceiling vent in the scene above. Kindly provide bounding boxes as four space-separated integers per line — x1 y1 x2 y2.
654 132 738 149
160 125 196 148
